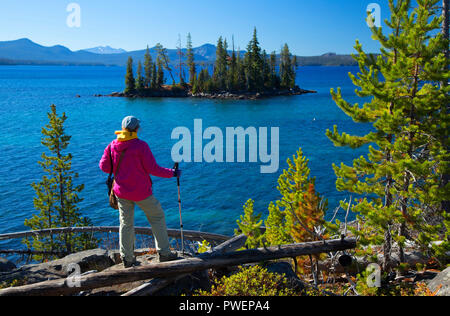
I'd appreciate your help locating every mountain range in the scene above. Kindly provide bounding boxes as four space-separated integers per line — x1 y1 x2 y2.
0 38 358 67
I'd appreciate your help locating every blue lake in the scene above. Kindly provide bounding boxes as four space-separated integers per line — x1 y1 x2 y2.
0 65 371 250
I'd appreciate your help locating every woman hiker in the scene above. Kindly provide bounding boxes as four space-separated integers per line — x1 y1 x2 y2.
99 116 181 267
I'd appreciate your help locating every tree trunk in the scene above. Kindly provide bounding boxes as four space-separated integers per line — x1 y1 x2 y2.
0 238 356 296
383 226 393 271
122 234 248 296
442 0 449 214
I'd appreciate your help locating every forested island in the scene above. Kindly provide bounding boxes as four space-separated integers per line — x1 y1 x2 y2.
106 29 316 99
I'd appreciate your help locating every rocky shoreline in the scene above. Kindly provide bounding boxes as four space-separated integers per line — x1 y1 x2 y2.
94 87 317 100
1 246 448 296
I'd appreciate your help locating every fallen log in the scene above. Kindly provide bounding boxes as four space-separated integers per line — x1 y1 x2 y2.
121 234 248 296
0 238 355 296
206 234 248 255
0 226 230 243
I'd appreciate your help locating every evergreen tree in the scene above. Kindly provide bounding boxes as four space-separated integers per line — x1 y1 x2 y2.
276 149 327 242
213 37 228 91
269 51 280 89
156 56 165 88
236 48 246 91
197 68 212 93
235 199 264 249
280 44 295 89
264 149 327 248
326 0 449 269
176 34 186 86
244 28 264 91
155 43 175 85
24 105 97 260
262 50 271 89
186 33 196 85
265 202 292 246
124 56 135 94
135 61 144 91
229 38 238 91
143 46 153 88
151 62 157 90
292 55 298 86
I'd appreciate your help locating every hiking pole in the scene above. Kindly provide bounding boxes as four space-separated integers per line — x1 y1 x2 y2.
174 162 184 255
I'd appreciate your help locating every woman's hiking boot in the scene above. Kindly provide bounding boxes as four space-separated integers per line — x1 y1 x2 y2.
123 258 140 268
157 251 179 263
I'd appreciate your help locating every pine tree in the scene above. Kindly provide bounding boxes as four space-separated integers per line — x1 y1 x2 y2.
280 44 295 89
186 33 196 86
124 56 135 95
213 37 228 91
263 149 327 248
156 56 165 88
151 62 157 90
269 51 279 89
326 0 449 269
276 149 327 242
24 105 97 260
229 53 237 91
235 199 264 249
262 50 271 89
155 43 175 85
236 48 246 91
135 61 144 92
244 28 264 92
176 34 186 86
265 202 292 246
199 68 212 93
144 46 153 88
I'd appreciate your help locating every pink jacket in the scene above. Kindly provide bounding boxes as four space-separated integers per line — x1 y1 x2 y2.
99 139 174 202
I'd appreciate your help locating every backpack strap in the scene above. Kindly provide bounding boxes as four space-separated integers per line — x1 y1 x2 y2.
109 145 127 178
114 150 126 177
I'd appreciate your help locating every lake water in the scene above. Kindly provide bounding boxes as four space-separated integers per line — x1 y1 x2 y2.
0 65 371 250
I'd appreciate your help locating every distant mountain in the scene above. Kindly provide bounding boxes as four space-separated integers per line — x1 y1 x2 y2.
0 38 105 65
0 38 215 66
0 38 360 67
81 46 127 55
296 53 357 66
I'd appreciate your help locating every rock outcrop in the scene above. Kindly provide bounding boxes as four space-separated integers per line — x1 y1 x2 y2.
0 248 115 285
0 258 16 273
427 267 450 296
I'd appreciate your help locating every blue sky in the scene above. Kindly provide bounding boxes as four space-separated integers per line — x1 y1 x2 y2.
0 0 393 55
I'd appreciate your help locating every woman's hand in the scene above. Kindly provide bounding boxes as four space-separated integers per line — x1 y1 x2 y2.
173 169 182 178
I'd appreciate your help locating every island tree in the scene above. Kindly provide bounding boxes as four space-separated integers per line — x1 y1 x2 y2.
123 29 300 96
124 56 135 94
186 33 196 85
135 61 144 91
143 46 153 88
155 43 175 85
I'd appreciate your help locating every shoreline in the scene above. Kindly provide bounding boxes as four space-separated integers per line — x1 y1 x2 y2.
95 87 317 100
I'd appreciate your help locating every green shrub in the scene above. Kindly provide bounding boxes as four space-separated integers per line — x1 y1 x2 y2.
195 265 297 296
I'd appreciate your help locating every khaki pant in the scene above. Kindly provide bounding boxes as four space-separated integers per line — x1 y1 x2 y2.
117 195 171 262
